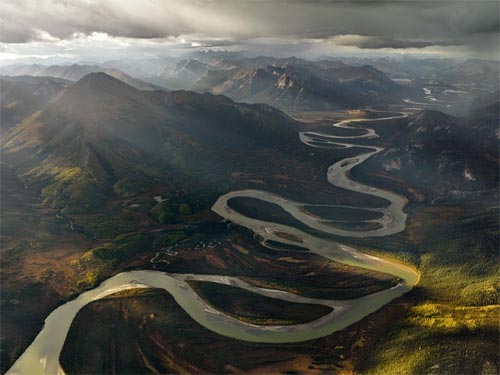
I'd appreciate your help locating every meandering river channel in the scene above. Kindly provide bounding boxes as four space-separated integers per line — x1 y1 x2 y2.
7 110 420 375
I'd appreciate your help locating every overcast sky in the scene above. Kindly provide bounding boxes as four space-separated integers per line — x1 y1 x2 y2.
1 0 499 64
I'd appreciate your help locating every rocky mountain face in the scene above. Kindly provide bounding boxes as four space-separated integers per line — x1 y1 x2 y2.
118 56 414 111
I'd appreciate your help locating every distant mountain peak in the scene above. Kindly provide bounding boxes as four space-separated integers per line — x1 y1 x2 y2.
76 71 132 86
65 72 139 99
38 72 150 127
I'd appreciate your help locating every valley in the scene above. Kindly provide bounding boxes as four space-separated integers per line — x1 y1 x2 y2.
6 105 425 374
1 51 498 375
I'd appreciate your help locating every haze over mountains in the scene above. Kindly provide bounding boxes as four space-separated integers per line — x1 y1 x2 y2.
2 57 497 113
1 72 299 212
2 53 498 214
1 64 162 90
438 59 500 89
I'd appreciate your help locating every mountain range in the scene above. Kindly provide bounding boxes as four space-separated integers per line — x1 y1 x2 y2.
158 57 413 110
3 57 498 113
1 58 416 111
1 55 498 212
1 64 162 90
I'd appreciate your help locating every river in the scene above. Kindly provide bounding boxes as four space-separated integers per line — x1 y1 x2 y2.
7 109 419 375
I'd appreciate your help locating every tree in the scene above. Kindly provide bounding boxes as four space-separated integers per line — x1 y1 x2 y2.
158 208 176 224
178 203 193 215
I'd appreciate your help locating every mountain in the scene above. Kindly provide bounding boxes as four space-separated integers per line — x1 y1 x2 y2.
1 72 298 212
356 104 499 202
0 76 71 130
168 60 213 81
466 94 500 150
159 59 220 90
438 59 500 89
334 57 459 79
101 57 177 81
209 62 410 111
2 64 163 90
99 68 165 91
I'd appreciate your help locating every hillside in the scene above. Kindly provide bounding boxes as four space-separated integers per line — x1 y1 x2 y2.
1 72 299 212
0 76 70 129
355 105 499 202
438 59 500 89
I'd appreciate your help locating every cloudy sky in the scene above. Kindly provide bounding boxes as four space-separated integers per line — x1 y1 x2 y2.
1 0 499 64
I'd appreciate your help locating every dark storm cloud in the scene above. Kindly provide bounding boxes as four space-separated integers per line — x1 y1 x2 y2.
0 0 498 54
334 36 466 50
336 37 435 49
